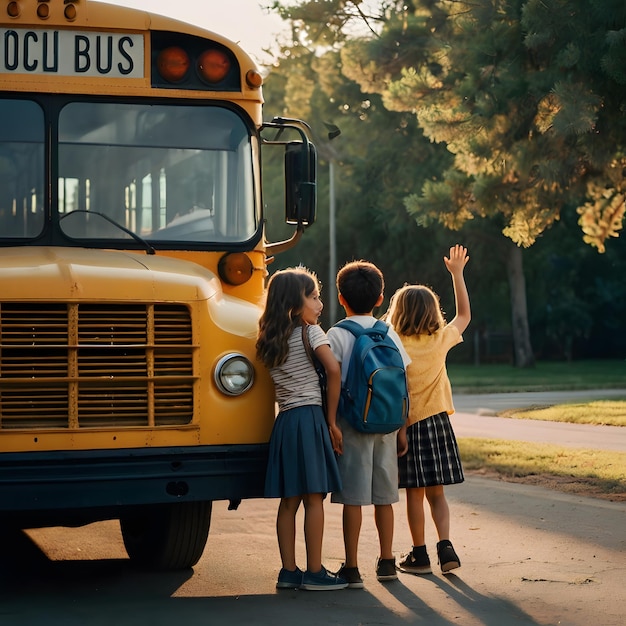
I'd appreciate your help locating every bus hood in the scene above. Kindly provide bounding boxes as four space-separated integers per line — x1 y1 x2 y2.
0 247 262 338
0 247 220 302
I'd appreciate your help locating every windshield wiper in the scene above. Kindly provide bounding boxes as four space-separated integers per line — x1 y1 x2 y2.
60 210 156 255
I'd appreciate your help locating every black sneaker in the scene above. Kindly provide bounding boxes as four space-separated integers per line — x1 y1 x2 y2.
437 540 460 573
375 557 398 582
336 564 364 589
398 545 432 575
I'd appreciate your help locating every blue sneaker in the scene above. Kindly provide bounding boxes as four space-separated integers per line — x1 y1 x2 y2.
276 567 303 589
300 566 348 591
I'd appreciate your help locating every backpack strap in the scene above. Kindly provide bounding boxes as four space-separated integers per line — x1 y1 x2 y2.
372 320 390 337
335 319 364 336
301 325 315 362
335 318 389 338
301 325 328 416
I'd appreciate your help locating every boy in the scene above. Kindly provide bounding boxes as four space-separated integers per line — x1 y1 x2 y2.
327 260 410 588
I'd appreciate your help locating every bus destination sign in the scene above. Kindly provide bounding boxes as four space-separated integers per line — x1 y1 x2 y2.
1 29 144 78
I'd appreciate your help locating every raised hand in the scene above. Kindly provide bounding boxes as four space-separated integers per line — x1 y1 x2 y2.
444 244 469 276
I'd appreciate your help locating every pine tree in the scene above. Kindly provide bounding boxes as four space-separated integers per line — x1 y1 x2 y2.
269 0 626 364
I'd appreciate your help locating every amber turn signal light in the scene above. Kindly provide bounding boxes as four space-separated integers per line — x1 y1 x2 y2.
246 69 263 89
218 253 254 286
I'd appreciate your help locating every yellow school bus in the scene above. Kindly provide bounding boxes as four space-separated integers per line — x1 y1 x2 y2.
0 0 317 569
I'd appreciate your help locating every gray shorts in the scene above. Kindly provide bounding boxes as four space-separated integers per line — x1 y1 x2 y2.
330 417 399 506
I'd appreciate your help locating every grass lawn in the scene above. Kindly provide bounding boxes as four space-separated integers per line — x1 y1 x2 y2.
458 438 626 500
448 359 626 393
500 400 626 427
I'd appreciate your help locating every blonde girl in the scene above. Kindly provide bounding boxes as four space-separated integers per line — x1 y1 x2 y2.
256 267 347 591
387 245 470 575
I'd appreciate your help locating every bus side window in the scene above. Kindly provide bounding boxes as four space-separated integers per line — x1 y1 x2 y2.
0 147 45 238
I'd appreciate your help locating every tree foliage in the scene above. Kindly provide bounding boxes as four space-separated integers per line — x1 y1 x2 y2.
263 0 626 361
273 0 626 252
261 31 454 328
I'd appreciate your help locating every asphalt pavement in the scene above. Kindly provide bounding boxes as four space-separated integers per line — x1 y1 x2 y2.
453 388 626 415
442 389 626 625
1 389 622 626
205 387 626 626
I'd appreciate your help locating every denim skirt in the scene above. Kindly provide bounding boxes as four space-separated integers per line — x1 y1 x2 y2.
399 411 464 488
265 404 342 499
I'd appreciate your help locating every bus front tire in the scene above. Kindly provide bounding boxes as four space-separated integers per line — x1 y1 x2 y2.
120 501 212 570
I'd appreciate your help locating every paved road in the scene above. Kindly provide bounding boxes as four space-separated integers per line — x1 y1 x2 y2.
1 389 623 626
453 389 626 414
4 480 625 626
452 389 626 451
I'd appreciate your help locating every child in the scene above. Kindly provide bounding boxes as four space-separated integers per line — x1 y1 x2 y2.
387 244 470 575
257 267 348 591
327 260 411 589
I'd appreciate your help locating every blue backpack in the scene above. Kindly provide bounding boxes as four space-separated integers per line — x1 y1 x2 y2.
336 319 409 434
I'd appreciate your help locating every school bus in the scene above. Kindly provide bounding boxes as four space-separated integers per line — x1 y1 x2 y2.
0 0 317 569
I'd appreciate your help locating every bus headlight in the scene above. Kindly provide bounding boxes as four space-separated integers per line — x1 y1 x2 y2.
214 354 254 396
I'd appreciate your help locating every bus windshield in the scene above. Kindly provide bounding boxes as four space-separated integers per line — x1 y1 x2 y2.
0 98 258 245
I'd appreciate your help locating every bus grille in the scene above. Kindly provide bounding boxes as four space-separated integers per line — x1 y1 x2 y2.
0 303 195 430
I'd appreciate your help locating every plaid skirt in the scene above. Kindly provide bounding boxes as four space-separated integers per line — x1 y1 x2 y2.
399 411 464 488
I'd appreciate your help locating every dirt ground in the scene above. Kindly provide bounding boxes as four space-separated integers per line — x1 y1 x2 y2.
466 468 626 502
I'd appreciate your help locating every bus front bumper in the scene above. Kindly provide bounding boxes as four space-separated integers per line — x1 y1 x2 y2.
0 444 269 527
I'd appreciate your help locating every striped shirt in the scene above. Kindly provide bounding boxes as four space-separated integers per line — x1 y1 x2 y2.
270 325 329 412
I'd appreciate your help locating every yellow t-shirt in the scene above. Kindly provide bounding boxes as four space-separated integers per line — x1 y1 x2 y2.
401 324 462 426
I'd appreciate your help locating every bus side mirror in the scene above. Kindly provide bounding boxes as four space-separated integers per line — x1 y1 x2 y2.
285 141 317 226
